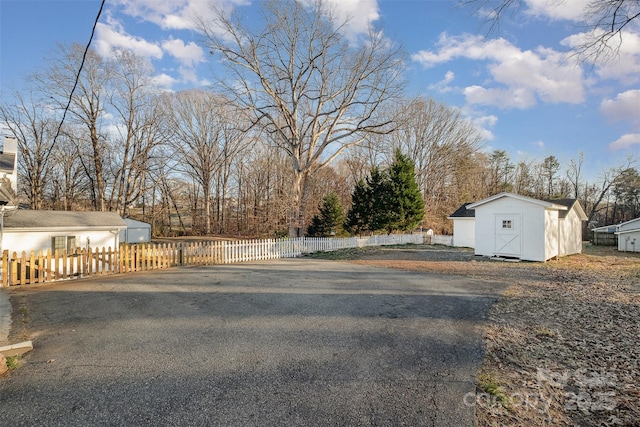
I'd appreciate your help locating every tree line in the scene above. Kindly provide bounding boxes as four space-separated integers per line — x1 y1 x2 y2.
1 0 638 238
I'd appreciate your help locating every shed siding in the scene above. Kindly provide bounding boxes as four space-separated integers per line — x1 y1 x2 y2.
452 218 475 248
475 197 547 261
558 208 583 256
543 209 559 261
523 203 547 262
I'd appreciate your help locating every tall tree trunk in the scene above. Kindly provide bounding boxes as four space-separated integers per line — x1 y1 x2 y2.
90 125 106 211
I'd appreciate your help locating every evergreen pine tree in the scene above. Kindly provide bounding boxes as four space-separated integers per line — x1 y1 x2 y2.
307 191 345 237
306 214 324 237
367 166 392 233
344 179 371 235
387 149 425 232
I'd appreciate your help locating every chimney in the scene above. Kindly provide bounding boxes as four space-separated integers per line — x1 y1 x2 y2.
2 136 17 154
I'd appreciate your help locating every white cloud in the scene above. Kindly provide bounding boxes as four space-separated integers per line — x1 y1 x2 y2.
600 90 640 126
472 114 498 141
111 0 238 31
523 0 585 21
609 133 640 150
152 73 178 90
464 86 537 109
428 71 455 93
178 66 199 83
562 30 640 85
162 38 205 67
413 33 584 109
319 0 379 37
112 0 378 38
532 140 545 149
95 19 163 60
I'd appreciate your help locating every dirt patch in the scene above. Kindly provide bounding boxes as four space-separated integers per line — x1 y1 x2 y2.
312 244 640 426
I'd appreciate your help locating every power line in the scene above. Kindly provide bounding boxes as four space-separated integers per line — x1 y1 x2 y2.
44 0 106 166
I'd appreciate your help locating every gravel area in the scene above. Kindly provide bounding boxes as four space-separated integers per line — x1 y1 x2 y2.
313 243 640 426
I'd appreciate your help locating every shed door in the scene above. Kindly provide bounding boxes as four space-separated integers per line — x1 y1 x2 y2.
494 214 521 257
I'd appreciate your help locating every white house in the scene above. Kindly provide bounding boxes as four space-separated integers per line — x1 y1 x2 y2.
0 136 18 195
465 193 587 262
448 203 475 248
1 210 127 255
615 217 640 252
120 218 152 243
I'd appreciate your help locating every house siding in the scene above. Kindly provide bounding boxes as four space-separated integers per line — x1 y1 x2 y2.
3 229 121 255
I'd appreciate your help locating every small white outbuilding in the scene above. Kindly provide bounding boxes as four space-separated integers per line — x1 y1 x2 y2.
615 217 640 252
465 192 587 262
448 203 476 248
120 218 152 243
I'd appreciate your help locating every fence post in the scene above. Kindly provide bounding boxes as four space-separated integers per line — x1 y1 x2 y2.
1 250 8 287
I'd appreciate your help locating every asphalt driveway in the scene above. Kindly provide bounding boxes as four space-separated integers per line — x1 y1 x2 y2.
0 258 505 426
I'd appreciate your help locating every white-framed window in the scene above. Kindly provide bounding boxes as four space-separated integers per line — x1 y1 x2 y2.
52 236 77 252
502 220 512 229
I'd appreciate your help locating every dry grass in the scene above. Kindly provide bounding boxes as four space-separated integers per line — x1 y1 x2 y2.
317 244 640 426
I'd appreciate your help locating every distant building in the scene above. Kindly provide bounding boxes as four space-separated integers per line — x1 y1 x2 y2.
120 218 152 243
0 136 18 196
614 218 640 252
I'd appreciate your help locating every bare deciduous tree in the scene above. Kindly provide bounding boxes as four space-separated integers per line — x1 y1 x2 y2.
108 49 165 218
462 0 640 62
163 90 249 235
50 128 90 210
566 151 585 200
0 89 55 209
390 97 484 229
200 0 404 236
39 43 112 211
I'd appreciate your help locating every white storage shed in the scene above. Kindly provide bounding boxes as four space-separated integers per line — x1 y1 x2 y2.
448 203 475 248
120 218 152 243
467 192 587 262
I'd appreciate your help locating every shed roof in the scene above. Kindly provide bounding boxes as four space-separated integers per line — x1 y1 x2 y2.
467 192 568 211
547 198 588 221
4 210 126 230
124 218 151 228
448 203 475 219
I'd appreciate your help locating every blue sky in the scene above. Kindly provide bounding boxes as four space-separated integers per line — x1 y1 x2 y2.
1 0 639 176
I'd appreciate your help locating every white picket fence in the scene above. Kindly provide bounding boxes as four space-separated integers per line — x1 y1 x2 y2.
2 233 428 286
220 234 425 263
430 235 454 246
